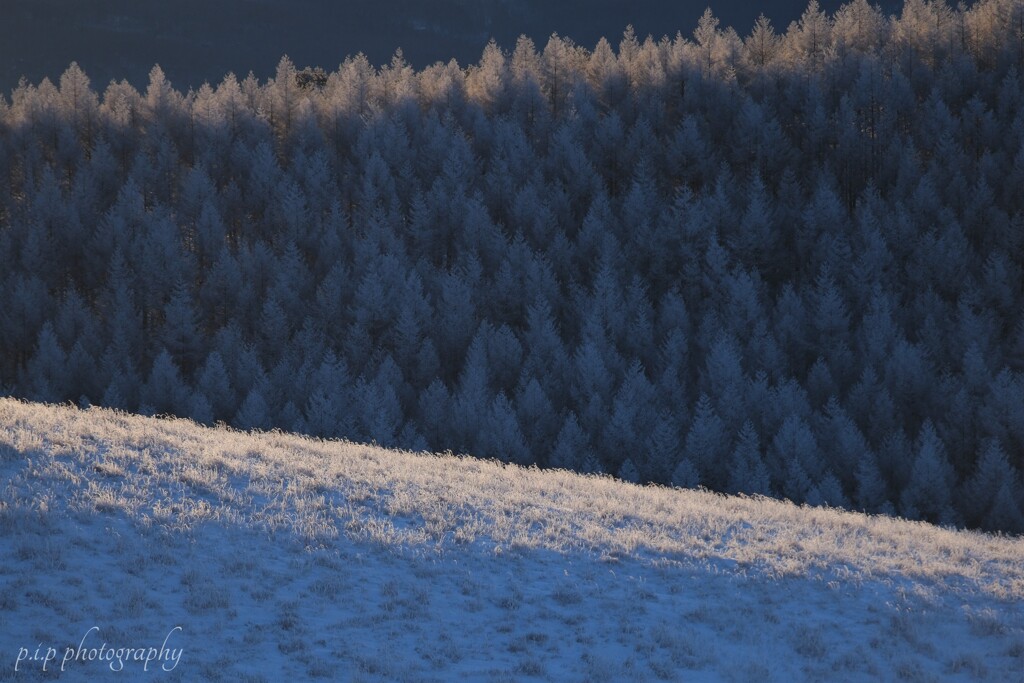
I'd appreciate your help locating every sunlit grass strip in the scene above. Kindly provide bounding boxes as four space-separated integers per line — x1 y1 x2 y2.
2 397 1022 603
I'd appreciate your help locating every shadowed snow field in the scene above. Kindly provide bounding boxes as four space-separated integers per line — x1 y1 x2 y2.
1 398 1022 681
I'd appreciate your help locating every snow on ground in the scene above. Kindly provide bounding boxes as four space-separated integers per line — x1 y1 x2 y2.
1 398 1022 682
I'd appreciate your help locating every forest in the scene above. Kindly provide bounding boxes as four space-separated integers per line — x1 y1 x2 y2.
1 0 1023 533
0 0 902 95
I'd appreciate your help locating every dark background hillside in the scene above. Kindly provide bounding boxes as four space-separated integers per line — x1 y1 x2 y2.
4 0 1024 533
1 0 899 93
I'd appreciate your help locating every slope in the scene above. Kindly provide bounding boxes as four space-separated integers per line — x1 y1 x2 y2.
0 398 1021 681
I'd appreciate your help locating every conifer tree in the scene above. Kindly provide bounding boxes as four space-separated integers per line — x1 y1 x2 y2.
671 459 701 489
770 415 823 500
901 421 958 525
684 395 729 489
515 376 558 455
618 459 640 484
197 351 235 423
727 421 772 496
960 439 1022 530
480 392 531 465
22 323 68 404
141 350 190 417
643 410 683 483
161 281 203 376
304 353 354 439
234 386 272 432
745 14 781 69
549 412 588 471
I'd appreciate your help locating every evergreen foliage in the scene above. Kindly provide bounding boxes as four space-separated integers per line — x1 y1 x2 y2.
3 1 1024 532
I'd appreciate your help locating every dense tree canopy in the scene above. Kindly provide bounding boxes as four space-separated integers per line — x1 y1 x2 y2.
2 0 1024 532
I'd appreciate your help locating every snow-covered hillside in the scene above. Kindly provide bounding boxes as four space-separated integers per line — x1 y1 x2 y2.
1 398 1022 681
